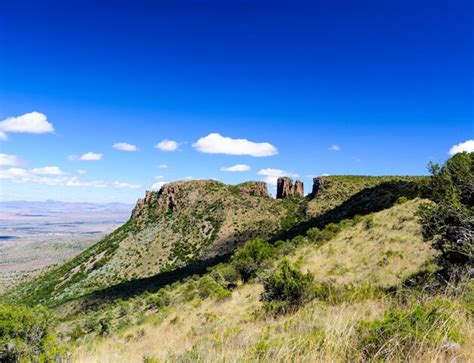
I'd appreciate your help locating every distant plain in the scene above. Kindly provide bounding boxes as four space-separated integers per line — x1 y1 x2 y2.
0 200 132 292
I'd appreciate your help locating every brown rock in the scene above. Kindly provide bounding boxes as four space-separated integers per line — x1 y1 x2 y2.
277 177 304 199
294 180 304 197
312 177 326 196
238 181 269 197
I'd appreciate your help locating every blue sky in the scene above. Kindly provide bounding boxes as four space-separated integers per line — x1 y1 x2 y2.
0 0 472 203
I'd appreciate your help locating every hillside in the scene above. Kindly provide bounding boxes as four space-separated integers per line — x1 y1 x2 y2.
4 176 422 307
5 180 303 306
68 198 472 362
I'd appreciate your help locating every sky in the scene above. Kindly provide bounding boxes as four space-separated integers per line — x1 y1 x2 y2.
0 0 472 203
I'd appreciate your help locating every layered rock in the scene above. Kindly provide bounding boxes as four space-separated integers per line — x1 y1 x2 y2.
276 177 304 199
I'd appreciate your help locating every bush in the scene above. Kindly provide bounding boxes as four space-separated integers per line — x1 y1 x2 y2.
261 260 314 314
146 290 171 309
231 239 277 282
357 299 461 360
0 304 63 362
419 152 473 267
208 263 239 289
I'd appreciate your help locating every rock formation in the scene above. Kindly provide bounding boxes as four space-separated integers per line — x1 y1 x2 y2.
311 177 326 196
238 181 269 197
276 177 304 199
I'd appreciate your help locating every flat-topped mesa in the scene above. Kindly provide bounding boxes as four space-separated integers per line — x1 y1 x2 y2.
311 176 326 196
276 177 304 199
131 179 270 220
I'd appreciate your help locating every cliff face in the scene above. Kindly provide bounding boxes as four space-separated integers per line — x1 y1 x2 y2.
311 177 326 196
276 177 304 199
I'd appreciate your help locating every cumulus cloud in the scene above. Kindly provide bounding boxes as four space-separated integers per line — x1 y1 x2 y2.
113 142 138 152
150 181 168 191
0 112 54 136
79 152 103 161
0 166 109 188
0 154 21 166
329 144 340 151
155 139 179 151
449 140 474 155
221 164 251 172
31 166 64 175
112 181 142 189
158 164 168 169
0 168 29 180
257 168 298 185
193 133 278 157
66 177 107 188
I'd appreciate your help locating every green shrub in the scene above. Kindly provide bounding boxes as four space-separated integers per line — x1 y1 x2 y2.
231 239 277 282
357 298 461 360
395 196 408 204
261 260 314 314
146 290 171 309
419 152 473 267
208 263 239 289
363 216 375 230
0 304 63 362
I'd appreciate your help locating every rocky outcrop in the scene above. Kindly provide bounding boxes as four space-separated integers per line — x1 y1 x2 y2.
276 177 304 199
238 181 269 197
312 177 326 196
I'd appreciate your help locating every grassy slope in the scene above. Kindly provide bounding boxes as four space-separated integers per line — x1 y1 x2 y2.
3 180 301 306
3 176 422 307
70 199 472 362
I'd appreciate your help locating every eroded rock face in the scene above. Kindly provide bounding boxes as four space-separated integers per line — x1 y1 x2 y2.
239 181 269 197
312 177 326 196
276 177 304 199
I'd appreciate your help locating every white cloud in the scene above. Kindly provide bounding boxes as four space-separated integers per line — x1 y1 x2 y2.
113 142 138 152
31 166 64 175
158 164 168 169
184 176 194 180
79 152 103 161
0 168 29 180
193 133 278 157
0 167 108 188
449 140 474 155
112 181 142 189
150 181 167 191
0 112 54 134
66 177 107 188
329 144 340 151
154 175 164 180
0 131 7 141
257 168 298 185
77 169 86 175
0 154 21 166
155 139 178 152
221 164 251 172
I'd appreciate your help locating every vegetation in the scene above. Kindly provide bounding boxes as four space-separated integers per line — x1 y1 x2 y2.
2 173 473 362
0 304 63 362
231 238 277 282
261 260 314 314
419 152 473 267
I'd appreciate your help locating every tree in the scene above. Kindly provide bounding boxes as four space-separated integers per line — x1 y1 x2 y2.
419 152 473 267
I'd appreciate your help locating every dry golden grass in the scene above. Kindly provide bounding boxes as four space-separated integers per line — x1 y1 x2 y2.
299 198 437 288
72 199 473 362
